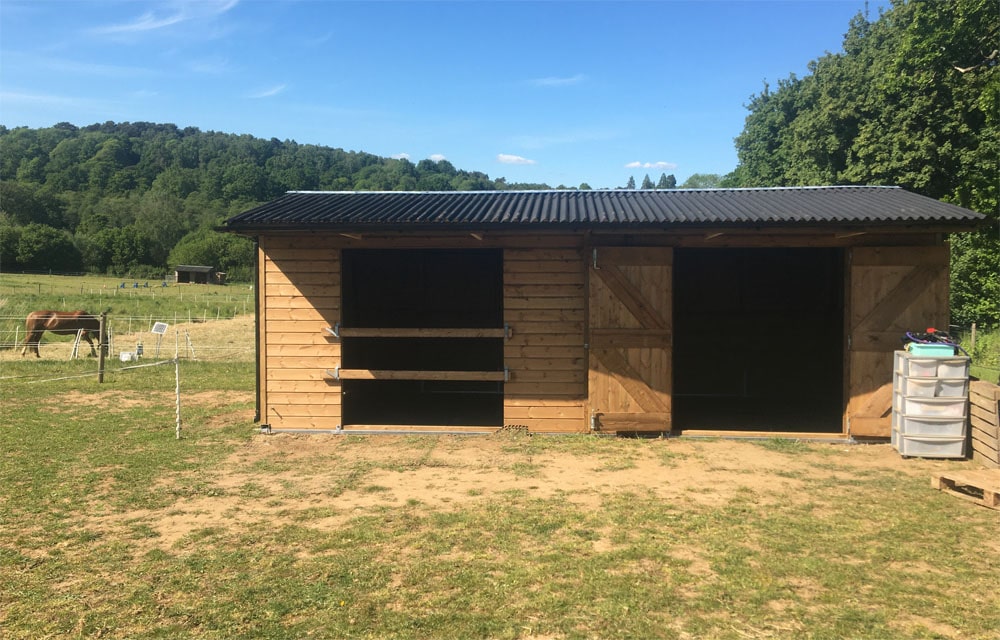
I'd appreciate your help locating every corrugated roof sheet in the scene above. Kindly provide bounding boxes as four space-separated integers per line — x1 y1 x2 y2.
221 186 984 231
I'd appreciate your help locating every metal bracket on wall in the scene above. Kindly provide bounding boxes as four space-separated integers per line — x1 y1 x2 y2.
324 367 341 381
504 323 512 340
323 323 340 338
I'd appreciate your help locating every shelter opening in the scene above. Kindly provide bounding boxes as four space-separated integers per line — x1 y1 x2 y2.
672 247 844 433
340 249 504 427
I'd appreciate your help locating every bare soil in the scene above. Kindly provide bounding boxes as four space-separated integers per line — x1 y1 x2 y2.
90 428 989 554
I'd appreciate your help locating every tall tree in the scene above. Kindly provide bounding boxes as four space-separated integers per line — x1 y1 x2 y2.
680 173 722 189
657 173 677 189
625 176 636 190
641 174 655 189
730 0 998 323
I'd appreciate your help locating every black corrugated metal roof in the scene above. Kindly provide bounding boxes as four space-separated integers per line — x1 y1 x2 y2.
221 186 984 231
175 265 216 272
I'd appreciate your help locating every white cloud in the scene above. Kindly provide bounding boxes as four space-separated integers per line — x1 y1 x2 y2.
625 161 678 170
391 153 410 160
531 74 586 87
92 0 239 35
247 84 286 99
429 154 447 162
497 154 536 165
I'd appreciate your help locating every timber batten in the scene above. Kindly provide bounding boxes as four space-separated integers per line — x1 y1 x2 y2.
224 188 984 437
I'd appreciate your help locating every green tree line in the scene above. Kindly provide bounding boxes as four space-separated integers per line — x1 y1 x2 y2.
726 0 998 325
0 122 545 281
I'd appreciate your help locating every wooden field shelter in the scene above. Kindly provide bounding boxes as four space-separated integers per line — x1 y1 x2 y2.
221 187 983 438
174 264 225 285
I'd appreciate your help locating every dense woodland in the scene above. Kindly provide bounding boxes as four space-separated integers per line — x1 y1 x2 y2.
0 0 996 322
728 0 997 325
0 123 544 282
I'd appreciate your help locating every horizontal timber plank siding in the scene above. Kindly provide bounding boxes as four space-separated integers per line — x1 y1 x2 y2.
260 235 341 430
252 230 952 435
503 243 587 432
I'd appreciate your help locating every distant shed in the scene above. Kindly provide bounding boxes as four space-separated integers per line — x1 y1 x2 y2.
174 265 225 285
221 187 984 438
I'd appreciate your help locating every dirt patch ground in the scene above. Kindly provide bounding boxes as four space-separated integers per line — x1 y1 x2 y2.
91 432 987 554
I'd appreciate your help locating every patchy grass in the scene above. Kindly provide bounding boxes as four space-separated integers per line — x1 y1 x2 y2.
1 360 998 639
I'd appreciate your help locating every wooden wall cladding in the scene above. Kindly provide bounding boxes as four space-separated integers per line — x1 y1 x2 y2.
260 236 342 430
253 232 950 436
503 243 587 432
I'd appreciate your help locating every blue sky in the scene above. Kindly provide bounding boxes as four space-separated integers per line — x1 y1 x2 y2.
0 0 884 189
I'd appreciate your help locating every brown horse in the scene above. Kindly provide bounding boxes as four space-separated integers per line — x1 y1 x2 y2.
21 310 103 358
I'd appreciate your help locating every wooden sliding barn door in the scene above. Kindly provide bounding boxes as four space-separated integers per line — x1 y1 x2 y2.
588 247 672 433
846 246 949 437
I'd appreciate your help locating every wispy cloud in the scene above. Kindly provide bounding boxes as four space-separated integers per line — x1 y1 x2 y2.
497 154 536 165
0 89 118 116
3 51 152 78
247 84 286 99
429 154 447 162
391 153 411 160
625 161 678 170
92 0 239 35
530 74 586 87
1 90 83 107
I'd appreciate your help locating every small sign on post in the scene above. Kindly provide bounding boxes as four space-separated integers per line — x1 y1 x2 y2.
152 321 169 357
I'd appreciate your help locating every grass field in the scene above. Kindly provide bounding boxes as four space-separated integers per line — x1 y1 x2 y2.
2 273 999 638
2 355 998 639
0 273 254 353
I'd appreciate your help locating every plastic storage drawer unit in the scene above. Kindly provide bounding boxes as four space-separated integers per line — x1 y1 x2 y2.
896 377 969 398
898 415 966 437
896 396 967 418
891 351 970 459
895 433 966 459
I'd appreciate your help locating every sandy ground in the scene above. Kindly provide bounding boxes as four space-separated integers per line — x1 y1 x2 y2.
90 429 994 554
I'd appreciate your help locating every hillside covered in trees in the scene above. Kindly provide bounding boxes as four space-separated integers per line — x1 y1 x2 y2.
0 122 554 281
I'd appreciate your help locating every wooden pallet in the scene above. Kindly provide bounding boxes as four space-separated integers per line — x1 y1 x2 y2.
931 470 1000 510
970 381 1000 469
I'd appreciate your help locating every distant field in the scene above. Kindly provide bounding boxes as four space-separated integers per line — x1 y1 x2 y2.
0 273 254 354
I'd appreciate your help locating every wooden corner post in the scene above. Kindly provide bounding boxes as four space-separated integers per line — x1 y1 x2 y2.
98 312 107 383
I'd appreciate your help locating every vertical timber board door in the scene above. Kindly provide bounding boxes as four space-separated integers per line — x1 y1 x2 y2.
589 247 672 433
847 246 949 437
